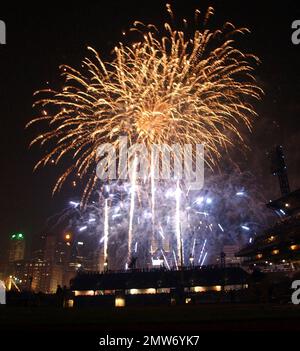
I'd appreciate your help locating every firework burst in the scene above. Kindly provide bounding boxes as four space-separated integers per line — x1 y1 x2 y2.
57 171 272 270
27 5 262 204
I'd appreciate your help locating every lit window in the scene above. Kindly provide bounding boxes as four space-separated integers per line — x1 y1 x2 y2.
157 288 170 294
192 286 206 293
191 286 221 293
104 290 115 295
74 290 94 296
66 299 74 308
267 235 276 243
115 297 125 307
213 286 222 292
129 288 156 295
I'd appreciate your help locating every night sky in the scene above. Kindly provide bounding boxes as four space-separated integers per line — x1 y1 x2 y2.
0 1 299 259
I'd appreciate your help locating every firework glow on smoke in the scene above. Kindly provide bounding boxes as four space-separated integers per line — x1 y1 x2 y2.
28 5 263 269
58 172 272 270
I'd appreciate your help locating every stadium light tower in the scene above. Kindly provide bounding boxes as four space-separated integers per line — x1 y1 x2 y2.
269 145 291 196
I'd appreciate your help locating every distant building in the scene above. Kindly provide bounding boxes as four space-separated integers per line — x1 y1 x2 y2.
5 231 119 293
8 233 25 263
0 261 6 281
12 259 64 293
44 234 57 262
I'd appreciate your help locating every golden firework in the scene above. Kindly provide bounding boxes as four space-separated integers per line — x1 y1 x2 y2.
27 5 262 203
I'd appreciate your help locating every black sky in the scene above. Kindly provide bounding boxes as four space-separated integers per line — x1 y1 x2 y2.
0 1 299 258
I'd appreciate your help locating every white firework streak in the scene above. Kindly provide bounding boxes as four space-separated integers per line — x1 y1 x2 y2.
175 180 182 266
198 239 207 264
103 198 109 263
128 157 138 260
201 252 208 267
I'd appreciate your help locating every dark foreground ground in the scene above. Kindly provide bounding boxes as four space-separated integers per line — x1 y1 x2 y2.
1 303 300 332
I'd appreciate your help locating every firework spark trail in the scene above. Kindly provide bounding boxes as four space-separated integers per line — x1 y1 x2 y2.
159 225 165 239
103 198 109 264
161 250 170 270
128 156 138 260
173 250 178 270
201 252 208 267
181 238 185 265
192 238 196 258
218 223 224 232
150 156 156 252
175 181 182 266
198 239 207 263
